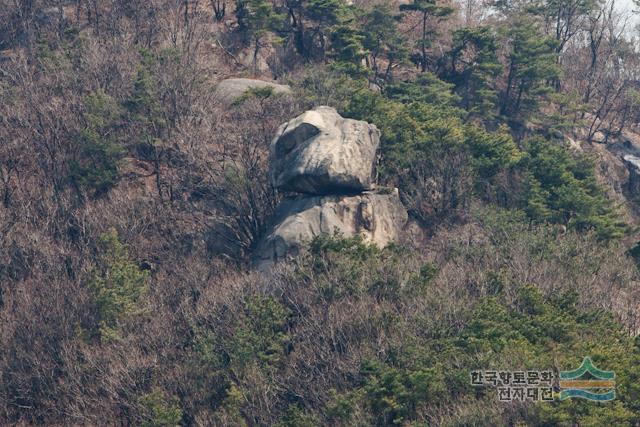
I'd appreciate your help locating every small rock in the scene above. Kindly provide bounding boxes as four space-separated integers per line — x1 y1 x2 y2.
214 78 292 104
591 130 607 144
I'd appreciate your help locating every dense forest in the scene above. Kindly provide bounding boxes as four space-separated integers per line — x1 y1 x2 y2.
2 0 640 425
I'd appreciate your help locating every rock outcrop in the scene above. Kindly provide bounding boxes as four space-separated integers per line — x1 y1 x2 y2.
624 155 640 196
214 78 292 103
255 190 407 267
255 107 407 268
606 134 640 199
271 106 380 195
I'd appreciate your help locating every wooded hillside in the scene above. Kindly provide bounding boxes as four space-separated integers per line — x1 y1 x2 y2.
2 0 640 425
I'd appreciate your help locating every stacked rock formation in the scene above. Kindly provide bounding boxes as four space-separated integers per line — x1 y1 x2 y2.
254 106 408 268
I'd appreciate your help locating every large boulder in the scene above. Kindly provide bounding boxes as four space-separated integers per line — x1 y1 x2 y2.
214 78 292 103
271 106 380 195
254 189 407 268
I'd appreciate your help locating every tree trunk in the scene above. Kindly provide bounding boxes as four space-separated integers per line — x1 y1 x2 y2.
421 11 428 72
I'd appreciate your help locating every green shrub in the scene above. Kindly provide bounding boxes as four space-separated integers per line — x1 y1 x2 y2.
304 227 640 426
70 91 124 196
138 388 183 427
89 229 149 342
334 75 626 237
519 137 627 240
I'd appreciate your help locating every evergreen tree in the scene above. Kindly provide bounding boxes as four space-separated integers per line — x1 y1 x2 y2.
520 137 626 239
236 0 284 72
89 230 149 342
307 0 353 61
305 0 348 23
499 18 560 122
400 0 454 72
529 0 601 55
448 26 502 120
360 5 408 83
385 72 461 107
138 388 184 427
70 91 124 196
329 22 367 76
283 0 351 60
123 49 167 165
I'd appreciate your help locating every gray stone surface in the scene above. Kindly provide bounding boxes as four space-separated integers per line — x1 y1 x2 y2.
254 189 407 268
214 78 292 103
623 154 640 195
271 107 380 195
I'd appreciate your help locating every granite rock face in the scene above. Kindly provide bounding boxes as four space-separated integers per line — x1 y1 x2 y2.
254 190 408 268
623 154 640 195
271 107 380 195
254 106 407 268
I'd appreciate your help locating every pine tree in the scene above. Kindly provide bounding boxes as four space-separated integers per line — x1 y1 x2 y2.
520 137 627 240
400 0 454 72
329 22 367 76
70 91 124 196
307 0 352 61
499 18 560 122
122 49 167 174
236 0 285 73
125 63 163 129
282 0 350 60
89 230 149 342
448 26 502 120
360 5 408 83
